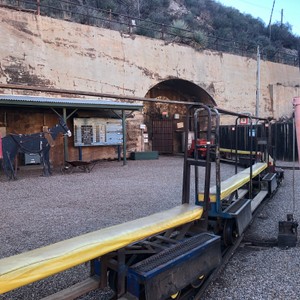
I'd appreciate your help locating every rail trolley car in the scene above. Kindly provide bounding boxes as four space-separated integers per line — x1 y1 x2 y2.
0 104 282 300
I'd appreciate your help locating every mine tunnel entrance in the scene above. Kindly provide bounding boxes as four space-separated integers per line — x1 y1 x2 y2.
144 79 215 155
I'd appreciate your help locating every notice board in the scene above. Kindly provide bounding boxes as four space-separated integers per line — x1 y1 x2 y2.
74 118 123 146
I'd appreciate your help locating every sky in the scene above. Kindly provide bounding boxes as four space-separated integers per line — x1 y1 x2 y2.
217 0 300 36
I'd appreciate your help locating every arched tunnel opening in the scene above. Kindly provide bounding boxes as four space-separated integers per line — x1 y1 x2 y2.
143 79 216 155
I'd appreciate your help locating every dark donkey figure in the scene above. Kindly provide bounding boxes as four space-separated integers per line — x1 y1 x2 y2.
1 118 71 179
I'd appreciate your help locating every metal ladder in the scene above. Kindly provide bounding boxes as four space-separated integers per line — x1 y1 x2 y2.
182 104 220 230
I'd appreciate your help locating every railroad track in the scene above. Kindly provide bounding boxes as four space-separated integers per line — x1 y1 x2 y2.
118 183 282 300
190 187 280 300
192 234 244 299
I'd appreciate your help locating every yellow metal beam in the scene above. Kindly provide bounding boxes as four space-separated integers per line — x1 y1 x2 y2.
198 162 268 202
219 148 261 156
0 204 203 294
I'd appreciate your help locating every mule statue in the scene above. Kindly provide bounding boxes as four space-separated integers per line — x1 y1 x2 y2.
1 118 71 179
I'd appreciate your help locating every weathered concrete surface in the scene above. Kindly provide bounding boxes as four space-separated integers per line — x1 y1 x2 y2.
0 7 299 121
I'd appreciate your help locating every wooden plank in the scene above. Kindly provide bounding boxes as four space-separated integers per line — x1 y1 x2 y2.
42 276 100 300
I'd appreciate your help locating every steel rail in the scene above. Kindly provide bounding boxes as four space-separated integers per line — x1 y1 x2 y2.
0 83 215 106
192 179 282 300
216 107 270 121
193 234 244 300
0 84 269 120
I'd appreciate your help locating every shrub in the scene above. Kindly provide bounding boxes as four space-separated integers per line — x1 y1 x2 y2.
193 30 207 48
170 19 191 41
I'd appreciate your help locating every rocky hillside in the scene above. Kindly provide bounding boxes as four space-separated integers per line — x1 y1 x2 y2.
92 0 299 52
3 0 299 61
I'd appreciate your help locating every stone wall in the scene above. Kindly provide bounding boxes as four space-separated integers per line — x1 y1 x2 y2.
1 7 299 118
0 7 299 163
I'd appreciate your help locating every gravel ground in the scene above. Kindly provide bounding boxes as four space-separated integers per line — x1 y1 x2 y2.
0 156 299 300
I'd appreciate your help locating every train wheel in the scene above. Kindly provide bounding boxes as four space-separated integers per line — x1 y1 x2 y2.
61 164 73 174
169 291 181 299
223 219 238 246
191 274 205 289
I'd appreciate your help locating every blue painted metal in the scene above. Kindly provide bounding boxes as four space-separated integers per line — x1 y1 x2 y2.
195 201 232 219
92 259 101 276
78 146 82 160
127 233 221 299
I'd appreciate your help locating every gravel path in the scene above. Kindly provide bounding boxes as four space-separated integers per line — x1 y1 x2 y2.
0 156 299 299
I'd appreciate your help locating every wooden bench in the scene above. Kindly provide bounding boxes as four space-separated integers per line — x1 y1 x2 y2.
0 204 203 294
198 162 268 202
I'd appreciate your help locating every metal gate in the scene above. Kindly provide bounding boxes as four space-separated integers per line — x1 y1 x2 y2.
272 122 297 161
152 120 173 154
219 122 298 161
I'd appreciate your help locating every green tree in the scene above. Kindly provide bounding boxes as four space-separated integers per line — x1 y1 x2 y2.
270 23 299 50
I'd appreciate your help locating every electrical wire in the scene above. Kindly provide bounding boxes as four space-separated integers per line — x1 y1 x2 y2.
219 0 281 14
232 0 272 11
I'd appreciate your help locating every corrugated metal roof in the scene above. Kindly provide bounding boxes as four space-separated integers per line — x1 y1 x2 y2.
0 94 143 110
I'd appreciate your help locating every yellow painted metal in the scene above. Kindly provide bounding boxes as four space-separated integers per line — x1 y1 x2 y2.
0 204 203 294
198 162 268 202
219 148 261 156
170 292 181 299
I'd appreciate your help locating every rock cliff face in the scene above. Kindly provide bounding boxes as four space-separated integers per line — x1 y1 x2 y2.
168 0 188 16
0 7 299 163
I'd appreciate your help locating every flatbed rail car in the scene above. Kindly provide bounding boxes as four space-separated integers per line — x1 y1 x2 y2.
0 104 281 300
183 106 280 246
